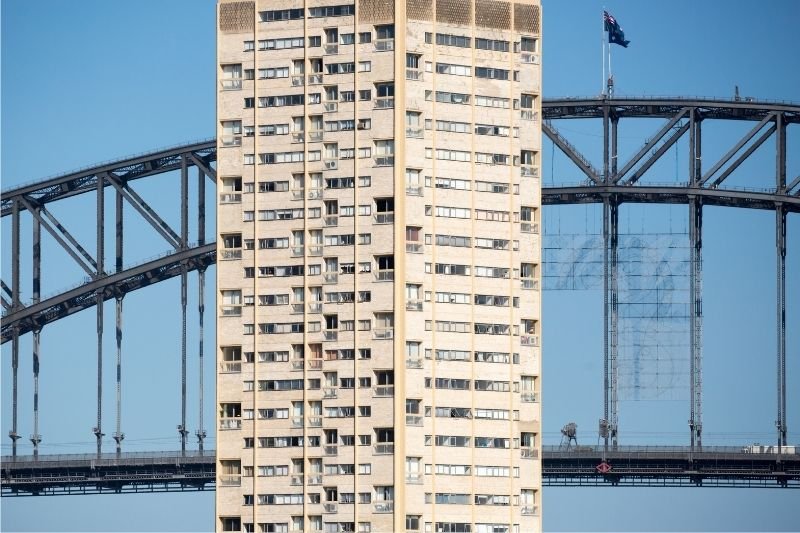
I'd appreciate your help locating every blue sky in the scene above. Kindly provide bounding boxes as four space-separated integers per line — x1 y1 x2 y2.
2 0 799 531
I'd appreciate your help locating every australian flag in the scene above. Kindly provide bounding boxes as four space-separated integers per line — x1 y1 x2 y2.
604 11 630 48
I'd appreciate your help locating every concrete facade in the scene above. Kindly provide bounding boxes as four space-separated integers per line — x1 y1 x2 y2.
216 1 542 531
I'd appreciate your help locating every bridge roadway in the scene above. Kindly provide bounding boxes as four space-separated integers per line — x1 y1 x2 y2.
2 446 798 496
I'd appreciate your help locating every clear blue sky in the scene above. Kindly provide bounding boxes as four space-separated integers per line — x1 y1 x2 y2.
2 0 799 531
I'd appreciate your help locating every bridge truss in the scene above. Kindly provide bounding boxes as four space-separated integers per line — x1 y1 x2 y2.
1 97 798 494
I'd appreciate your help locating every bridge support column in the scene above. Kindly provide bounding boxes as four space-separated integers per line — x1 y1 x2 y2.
178 154 189 456
10 200 21 457
776 205 787 450
689 197 703 448
603 195 619 449
31 205 42 457
113 186 124 455
196 166 207 454
95 173 105 456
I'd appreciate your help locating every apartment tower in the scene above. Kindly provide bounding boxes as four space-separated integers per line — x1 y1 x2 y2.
216 0 542 531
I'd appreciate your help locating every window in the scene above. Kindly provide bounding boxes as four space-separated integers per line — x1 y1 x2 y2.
259 9 304 21
435 32 471 48
436 62 471 76
359 31 372 43
358 61 372 72
261 37 304 50
309 4 355 17
475 38 510 52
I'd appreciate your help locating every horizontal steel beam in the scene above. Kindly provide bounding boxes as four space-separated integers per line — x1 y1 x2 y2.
0 244 216 343
3 447 798 496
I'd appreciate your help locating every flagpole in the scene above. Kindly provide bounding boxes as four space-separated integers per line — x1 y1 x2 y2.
602 8 606 96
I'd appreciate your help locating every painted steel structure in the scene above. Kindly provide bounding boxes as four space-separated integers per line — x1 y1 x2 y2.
1 97 797 499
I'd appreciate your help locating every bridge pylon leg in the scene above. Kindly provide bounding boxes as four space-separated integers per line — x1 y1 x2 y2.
776 205 787 450
689 197 703 449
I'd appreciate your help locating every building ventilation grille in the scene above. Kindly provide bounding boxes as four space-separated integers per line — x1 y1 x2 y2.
436 0 472 25
219 1 254 33
476 0 511 30
359 0 396 23
407 0 433 21
514 2 540 34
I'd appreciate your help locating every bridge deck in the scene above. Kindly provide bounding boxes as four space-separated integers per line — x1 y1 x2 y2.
2 446 798 496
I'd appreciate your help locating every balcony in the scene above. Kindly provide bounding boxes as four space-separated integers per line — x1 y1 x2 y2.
521 279 539 290
220 305 242 317
374 443 394 455
308 245 323 256
219 418 241 430
291 416 304 428
308 188 323 200
323 159 338 170
307 416 322 427
220 78 242 90
324 215 338 227
521 52 540 64
219 193 242 204
406 68 422 81
374 502 394 513
405 242 423 253
323 503 338 514
307 359 323 370
323 101 338 113
291 360 305 371
324 444 338 456
405 185 423 197
374 97 394 109
291 75 304 87
292 132 305 143
219 475 241 487
521 222 540 234
374 385 394 397
307 474 323 485
291 246 305 257
406 300 422 311
374 38 394 51
323 387 337 399
220 135 242 147
291 303 304 314
308 130 324 142
521 335 539 347
521 447 539 459
308 302 322 314
373 328 394 340
374 155 394 167
220 249 242 260
374 212 394 224
406 126 423 139
522 391 539 403
290 474 303 486
323 330 338 342
291 189 305 200
375 270 394 282
324 273 338 284
521 110 538 121
219 361 242 373
521 505 539 516
308 73 324 85
406 358 423 369
324 43 339 55
405 414 423 426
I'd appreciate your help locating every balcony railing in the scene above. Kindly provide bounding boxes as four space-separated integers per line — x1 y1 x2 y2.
374 443 394 455
406 358 423 369
292 132 304 143
308 73 324 85
219 361 242 373
521 278 539 290
219 475 241 486
521 335 540 347
323 503 338 514
324 444 338 456
291 75 304 87
324 273 338 284
308 245 323 256
374 38 394 51
291 189 305 200
374 155 394 167
522 391 539 403
307 416 322 427
406 68 422 80
308 302 322 313
521 52 540 64
374 502 394 513
405 242 423 253
291 360 304 371
323 159 338 170
406 415 423 426
291 246 305 257
307 474 323 485
521 110 538 121
406 300 422 311
308 188 323 200
406 185 423 196
324 215 338 227
220 78 242 90
373 328 394 340
220 249 242 260
291 303 304 314
405 473 423 484
374 385 394 397
220 305 242 317
323 330 338 341
323 387 337 399
308 130 324 142
521 165 540 178
375 270 394 281
219 418 241 430
220 135 242 147
374 97 394 109
374 212 394 224
290 474 303 486
323 101 338 113
291 416 304 428
521 222 539 234
324 43 339 55
521 447 539 459
406 127 423 138
219 193 242 204
307 359 323 370
521 505 539 516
